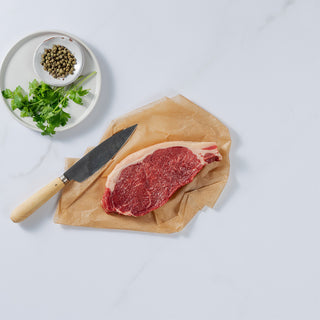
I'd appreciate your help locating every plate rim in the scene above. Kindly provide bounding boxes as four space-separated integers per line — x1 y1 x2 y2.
0 30 102 133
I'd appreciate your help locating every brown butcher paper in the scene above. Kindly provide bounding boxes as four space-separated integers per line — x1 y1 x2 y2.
54 95 231 233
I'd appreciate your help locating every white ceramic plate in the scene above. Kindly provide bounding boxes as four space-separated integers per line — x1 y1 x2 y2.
0 31 101 133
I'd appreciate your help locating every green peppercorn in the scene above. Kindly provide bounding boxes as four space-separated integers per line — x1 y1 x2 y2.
41 44 77 78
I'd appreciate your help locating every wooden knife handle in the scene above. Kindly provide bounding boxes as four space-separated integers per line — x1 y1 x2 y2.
10 177 66 223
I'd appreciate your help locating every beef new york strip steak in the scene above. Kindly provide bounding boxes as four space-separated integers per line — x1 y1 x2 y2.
101 141 222 217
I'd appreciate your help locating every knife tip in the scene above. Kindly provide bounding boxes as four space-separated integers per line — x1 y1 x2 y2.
129 124 138 132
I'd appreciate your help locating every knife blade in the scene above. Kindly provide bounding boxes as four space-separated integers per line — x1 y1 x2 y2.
10 124 137 223
64 124 137 182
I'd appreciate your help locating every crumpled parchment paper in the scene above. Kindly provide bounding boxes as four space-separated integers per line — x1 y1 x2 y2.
54 95 231 233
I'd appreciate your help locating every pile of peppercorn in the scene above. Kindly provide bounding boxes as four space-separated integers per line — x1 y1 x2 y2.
41 45 77 79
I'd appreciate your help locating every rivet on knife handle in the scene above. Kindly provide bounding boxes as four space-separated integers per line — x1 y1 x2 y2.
10 176 68 223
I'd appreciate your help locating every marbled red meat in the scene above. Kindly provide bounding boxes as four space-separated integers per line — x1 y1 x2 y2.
101 141 222 217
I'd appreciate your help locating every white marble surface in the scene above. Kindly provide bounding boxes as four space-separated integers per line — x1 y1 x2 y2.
1 0 320 319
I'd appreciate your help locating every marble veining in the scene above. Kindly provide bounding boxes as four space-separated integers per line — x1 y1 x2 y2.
9 140 53 178
259 0 296 31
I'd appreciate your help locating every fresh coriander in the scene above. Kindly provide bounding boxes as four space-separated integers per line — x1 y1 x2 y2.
1 71 96 136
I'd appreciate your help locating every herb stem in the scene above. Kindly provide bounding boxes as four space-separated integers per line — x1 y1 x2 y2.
72 71 96 90
52 72 96 112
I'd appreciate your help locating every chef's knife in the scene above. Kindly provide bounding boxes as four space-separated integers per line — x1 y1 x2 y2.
10 124 137 223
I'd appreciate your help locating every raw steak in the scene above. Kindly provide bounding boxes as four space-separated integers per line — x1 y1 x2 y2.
101 141 222 217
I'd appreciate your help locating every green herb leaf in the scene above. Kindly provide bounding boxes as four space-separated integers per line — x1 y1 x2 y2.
29 79 39 96
69 90 83 105
20 107 32 118
2 89 13 99
13 94 23 109
77 86 89 96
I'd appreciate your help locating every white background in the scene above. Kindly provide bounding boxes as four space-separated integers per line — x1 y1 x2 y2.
1 1 320 319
